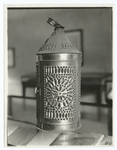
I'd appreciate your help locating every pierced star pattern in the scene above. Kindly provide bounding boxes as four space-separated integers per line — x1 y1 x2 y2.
43 66 76 120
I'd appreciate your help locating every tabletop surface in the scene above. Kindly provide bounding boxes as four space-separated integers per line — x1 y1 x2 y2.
6 120 113 147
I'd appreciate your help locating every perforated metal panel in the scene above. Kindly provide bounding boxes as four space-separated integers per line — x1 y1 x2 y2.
43 66 76 120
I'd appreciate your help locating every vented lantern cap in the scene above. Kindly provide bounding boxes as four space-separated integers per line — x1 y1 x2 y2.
38 18 81 54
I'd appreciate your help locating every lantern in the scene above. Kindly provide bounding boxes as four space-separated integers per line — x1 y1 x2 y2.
36 18 82 132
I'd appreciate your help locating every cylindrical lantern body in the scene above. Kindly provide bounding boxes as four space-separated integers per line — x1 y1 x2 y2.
36 27 82 131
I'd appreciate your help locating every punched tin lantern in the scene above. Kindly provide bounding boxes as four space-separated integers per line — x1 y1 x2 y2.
36 18 82 131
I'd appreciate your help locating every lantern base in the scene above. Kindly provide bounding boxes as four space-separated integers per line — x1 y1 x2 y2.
36 120 82 132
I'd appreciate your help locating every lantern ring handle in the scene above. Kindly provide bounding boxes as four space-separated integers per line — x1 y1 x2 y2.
47 17 64 29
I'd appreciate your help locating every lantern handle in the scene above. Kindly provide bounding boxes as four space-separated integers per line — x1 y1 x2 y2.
47 17 65 29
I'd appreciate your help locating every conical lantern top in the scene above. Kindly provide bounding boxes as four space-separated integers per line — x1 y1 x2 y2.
38 18 81 54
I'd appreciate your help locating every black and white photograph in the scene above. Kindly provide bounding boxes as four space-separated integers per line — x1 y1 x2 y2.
5 4 114 147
